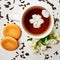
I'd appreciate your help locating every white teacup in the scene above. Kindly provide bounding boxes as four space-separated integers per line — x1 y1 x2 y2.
21 3 54 38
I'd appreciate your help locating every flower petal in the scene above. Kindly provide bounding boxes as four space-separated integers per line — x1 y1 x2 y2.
32 14 37 18
33 22 40 28
38 19 44 25
41 44 46 51
42 10 49 18
29 19 34 24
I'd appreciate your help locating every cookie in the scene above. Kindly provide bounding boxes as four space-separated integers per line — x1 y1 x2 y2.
1 37 19 51
3 24 22 39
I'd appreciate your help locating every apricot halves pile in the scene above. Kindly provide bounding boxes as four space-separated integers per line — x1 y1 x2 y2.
1 24 22 51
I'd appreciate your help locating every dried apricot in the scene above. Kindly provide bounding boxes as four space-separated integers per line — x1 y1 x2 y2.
1 37 19 51
3 24 21 39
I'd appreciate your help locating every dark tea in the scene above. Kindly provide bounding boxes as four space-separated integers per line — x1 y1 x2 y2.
22 6 51 36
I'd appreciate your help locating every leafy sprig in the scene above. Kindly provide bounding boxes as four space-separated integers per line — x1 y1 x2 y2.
27 38 33 41
39 35 51 45
27 35 51 45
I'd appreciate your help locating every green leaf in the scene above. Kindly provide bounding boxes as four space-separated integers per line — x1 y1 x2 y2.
46 35 51 41
40 35 51 41
39 35 51 45
40 38 45 42
41 42 46 45
27 38 33 41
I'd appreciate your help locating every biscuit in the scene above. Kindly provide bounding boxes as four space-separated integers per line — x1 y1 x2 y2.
3 24 21 39
1 37 19 51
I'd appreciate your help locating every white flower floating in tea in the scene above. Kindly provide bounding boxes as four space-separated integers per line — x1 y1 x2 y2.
42 10 49 18
29 14 44 28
